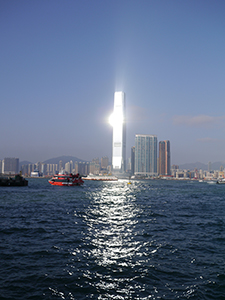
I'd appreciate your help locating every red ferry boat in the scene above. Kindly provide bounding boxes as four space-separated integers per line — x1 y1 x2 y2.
48 172 84 186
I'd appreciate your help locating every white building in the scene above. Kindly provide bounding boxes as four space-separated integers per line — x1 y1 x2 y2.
65 162 71 173
111 91 126 173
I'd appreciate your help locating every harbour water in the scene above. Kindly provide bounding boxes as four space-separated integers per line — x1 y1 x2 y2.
1 178 225 299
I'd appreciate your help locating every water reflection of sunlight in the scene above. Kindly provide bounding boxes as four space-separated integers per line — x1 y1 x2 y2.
53 180 213 299
84 182 140 268
66 180 164 299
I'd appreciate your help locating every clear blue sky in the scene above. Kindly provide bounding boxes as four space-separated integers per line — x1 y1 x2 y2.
1 0 225 165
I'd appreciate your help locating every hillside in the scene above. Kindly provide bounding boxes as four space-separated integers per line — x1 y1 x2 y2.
19 156 87 168
43 155 87 165
178 161 225 171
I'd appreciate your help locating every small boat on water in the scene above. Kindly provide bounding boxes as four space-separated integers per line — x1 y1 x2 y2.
0 174 28 186
216 178 225 184
207 180 217 184
48 172 84 186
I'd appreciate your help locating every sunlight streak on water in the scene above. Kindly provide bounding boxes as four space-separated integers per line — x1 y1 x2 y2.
1 179 225 299
85 182 140 269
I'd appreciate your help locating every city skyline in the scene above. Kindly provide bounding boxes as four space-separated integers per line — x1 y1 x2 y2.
2 153 225 177
1 1 225 165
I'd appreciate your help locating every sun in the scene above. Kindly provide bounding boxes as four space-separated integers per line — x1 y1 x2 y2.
109 113 115 126
109 112 123 127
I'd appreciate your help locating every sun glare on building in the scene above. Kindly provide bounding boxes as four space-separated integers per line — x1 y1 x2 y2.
110 91 126 174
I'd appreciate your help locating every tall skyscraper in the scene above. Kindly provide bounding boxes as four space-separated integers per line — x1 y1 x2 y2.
135 134 157 176
112 91 126 173
131 146 135 175
159 140 171 175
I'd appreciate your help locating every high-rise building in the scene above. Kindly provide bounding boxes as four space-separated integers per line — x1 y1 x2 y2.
112 91 126 173
2 157 19 174
70 160 73 172
92 158 99 165
159 140 171 176
135 134 157 176
41 163 47 175
65 162 71 173
101 156 109 170
28 164 33 175
59 160 63 171
131 146 135 175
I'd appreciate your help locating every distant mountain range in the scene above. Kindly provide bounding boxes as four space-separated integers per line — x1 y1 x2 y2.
178 161 225 171
19 156 225 171
19 155 87 168
43 155 87 165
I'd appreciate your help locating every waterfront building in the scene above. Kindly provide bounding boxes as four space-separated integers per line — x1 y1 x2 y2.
92 158 99 165
59 160 63 171
35 162 42 173
74 162 78 174
171 164 179 170
74 161 89 175
135 135 157 176
46 164 50 174
84 162 90 175
89 161 100 175
21 164 28 176
158 140 171 176
111 91 126 173
2 157 19 174
28 164 33 175
52 164 58 175
47 164 53 175
127 157 131 172
65 162 71 173
101 156 109 170
131 146 135 175
89 162 95 175
41 163 47 175
78 162 88 175
70 160 73 172
171 164 179 177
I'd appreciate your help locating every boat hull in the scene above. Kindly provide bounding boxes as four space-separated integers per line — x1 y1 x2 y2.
216 180 225 184
0 180 28 186
0 174 28 187
48 173 84 186
49 181 83 186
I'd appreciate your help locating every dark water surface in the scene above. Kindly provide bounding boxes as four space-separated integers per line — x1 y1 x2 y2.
0 178 225 299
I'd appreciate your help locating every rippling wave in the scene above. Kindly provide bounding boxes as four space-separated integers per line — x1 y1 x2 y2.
0 179 225 299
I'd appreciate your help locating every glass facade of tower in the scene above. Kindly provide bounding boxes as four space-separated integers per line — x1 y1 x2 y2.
112 91 126 173
134 134 157 176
